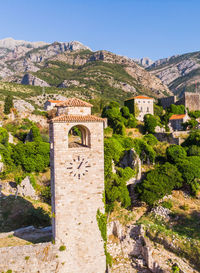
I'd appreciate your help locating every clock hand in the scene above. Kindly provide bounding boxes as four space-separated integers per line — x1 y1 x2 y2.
77 160 84 169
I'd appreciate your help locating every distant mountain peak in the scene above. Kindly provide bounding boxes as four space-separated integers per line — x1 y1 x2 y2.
0 37 48 49
134 57 154 68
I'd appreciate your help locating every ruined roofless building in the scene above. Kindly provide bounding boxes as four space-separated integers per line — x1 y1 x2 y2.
160 92 200 111
49 98 106 273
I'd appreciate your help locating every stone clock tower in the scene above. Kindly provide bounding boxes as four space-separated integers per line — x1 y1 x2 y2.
49 98 106 273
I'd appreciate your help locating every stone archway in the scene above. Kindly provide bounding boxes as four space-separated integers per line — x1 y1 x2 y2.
68 125 91 148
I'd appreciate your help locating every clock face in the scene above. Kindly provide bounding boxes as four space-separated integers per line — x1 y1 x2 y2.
66 156 91 180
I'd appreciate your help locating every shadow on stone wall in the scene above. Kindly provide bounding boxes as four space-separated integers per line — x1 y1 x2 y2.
0 193 51 243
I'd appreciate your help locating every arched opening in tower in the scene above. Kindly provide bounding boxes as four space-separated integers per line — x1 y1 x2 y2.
68 125 91 148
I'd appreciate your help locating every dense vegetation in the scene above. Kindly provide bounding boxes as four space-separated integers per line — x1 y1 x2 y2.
0 121 50 189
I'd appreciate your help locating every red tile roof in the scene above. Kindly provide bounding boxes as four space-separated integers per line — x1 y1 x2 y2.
50 115 104 123
56 98 93 107
48 100 62 103
169 114 186 120
125 95 153 101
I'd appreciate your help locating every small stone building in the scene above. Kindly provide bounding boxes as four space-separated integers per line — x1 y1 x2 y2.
124 95 154 121
44 100 62 111
169 113 190 131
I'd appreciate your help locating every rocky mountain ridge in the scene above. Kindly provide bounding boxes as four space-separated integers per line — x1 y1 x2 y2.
0 38 90 78
147 51 200 97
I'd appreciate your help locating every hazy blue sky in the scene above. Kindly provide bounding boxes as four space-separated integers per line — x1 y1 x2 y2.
0 0 200 60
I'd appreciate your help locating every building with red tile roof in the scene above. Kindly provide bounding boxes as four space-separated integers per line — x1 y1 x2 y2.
169 113 190 131
124 94 154 121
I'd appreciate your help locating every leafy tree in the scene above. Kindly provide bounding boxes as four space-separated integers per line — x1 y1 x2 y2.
105 168 133 212
182 119 198 130
11 141 50 173
114 121 126 135
143 134 158 146
166 145 187 163
189 110 200 119
30 125 42 142
144 114 159 134
136 163 183 205
154 104 163 118
168 104 185 115
120 106 130 118
132 138 156 163
127 114 137 128
4 95 13 114
102 101 137 135
0 127 9 146
176 158 200 194
187 145 200 156
182 130 200 147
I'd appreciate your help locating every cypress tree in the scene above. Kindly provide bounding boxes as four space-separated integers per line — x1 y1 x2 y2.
4 95 13 114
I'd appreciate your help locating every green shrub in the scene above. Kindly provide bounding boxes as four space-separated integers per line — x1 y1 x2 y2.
0 127 9 146
182 131 200 147
172 264 180 273
40 185 51 204
144 114 158 134
180 204 189 211
59 245 66 251
32 110 48 117
166 145 187 163
161 200 173 209
96 209 107 242
104 127 113 137
11 141 50 173
131 138 156 164
187 145 200 156
136 163 183 205
143 134 158 146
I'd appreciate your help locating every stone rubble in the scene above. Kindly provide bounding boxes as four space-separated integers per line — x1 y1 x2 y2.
151 206 171 220
107 221 198 273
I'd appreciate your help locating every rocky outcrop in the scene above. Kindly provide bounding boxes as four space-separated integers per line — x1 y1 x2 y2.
0 37 48 50
120 148 142 185
1 176 38 200
134 57 154 68
58 79 82 88
0 38 91 78
21 73 50 87
107 222 198 273
148 51 200 96
13 99 35 112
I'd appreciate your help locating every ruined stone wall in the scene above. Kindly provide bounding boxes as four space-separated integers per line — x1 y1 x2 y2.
159 96 176 109
184 92 200 111
0 243 59 273
50 121 106 273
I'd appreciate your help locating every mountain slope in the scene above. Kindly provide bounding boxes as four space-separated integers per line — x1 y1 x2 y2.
147 51 200 97
0 38 171 108
31 50 171 99
0 38 90 78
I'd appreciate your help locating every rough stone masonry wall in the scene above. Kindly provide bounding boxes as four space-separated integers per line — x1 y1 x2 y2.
184 92 200 111
0 243 59 273
159 96 176 109
57 106 91 116
50 121 106 273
